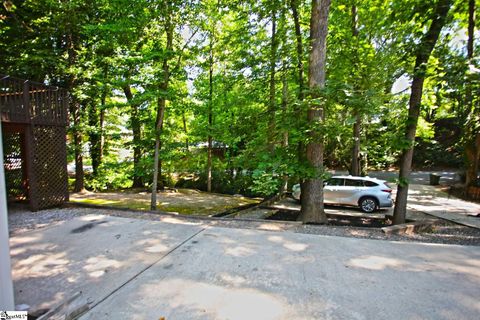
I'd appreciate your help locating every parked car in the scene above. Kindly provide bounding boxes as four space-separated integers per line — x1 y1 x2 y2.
292 175 393 213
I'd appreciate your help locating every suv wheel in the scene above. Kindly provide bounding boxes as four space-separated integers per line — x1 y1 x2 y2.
359 197 378 213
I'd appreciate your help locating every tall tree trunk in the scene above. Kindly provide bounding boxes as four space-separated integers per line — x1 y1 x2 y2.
72 101 84 192
123 85 143 188
182 110 189 151
350 4 361 176
66 31 84 192
351 113 361 175
151 1 173 210
280 68 289 193
207 28 214 193
99 105 105 160
267 6 278 151
290 0 307 198
393 0 451 225
88 101 101 176
99 67 108 161
465 0 478 187
298 0 331 224
151 90 167 210
290 0 305 101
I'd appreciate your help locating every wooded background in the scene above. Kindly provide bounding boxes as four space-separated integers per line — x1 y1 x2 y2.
1 0 478 223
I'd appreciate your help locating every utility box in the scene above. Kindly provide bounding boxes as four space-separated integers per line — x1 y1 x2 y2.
429 173 441 186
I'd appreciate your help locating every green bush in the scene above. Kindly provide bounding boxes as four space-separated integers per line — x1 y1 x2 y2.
85 161 133 191
249 169 281 197
174 169 261 197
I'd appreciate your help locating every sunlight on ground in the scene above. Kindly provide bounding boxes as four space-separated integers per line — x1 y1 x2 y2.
225 246 255 257
348 254 480 279
256 223 286 231
136 278 288 320
348 255 404 270
268 235 309 252
84 255 122 278
159 216 204 226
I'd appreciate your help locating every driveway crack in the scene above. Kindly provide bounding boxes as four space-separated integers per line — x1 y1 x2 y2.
86 227 206 314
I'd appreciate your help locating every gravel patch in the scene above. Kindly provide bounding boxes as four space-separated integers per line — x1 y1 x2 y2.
7 205 88 236
7 205 480 246
295 222 480 246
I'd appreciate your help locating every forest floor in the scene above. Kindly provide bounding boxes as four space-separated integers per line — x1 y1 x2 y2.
68 170 463 216
69 188 260 215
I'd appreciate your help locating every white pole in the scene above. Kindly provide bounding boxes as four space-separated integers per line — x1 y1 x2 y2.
0 121 14 310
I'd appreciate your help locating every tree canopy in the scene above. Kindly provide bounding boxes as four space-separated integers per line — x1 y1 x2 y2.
1 0 478 224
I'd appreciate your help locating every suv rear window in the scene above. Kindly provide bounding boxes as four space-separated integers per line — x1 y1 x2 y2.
364 180 379 187
326 178 344 186
345 179 364 187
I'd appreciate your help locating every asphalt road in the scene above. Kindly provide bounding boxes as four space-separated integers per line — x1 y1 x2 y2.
330 170 461 185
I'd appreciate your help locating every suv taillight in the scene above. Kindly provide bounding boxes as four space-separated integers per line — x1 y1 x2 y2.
382 189 392 193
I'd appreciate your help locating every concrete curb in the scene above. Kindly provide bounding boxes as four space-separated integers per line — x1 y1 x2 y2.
211 193 286 218
382 219 440 235
66 201 303 226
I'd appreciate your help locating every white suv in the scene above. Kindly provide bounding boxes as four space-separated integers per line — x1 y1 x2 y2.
292 176 393 213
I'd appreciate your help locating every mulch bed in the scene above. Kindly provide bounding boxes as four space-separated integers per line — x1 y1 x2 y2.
266 210 392 228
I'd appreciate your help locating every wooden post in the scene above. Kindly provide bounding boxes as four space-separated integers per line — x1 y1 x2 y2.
23 81 38 210
0 121 15 310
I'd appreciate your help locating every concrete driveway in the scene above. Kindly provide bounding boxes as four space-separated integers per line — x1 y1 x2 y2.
10 214 205 314
10 214 480 320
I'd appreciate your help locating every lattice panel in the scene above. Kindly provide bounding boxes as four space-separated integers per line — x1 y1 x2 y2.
1 75 68 211
2 131 26 201
32 125 68 209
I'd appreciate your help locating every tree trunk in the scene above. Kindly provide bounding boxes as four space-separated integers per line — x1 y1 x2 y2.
123 85 143 188
290 0 307 195
151 93 167 210
465 0 478 187
350 4 361 176
99 67 108 161
151 1 173 210
393 0 451 225
267 6 278 151
207 28 214 193
66 31 84 192
182 110 189 151
465 134 480 188
99 107 105 160
467 0 474 58
351 112 361 176
475 134 480 183
72 101 84 192
298 0 331 224
290 0 305 101
280 69 289 193
88 101 101 176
